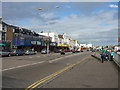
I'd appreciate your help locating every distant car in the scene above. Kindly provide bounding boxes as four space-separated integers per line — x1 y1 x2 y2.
54 49 62 53
72 49 76 53
76 49 81 53
24 50 36 55
41 49 50 54
80 50 84 52
0 50 11 57
63 49 68 52
60 51 65 55
10 49 24 56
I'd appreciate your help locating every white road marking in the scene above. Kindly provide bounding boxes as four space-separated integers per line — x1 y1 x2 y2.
2 61 45 72
29 57 33 58
49 53 82 63
2 52 87 72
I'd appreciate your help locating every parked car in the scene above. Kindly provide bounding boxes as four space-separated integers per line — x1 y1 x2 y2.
63 49 68 52
24 50 36 55
117 49 120 54
41 49 50 54
60 51 65 55
80 50 84 52
76 49 81 53
54 49 62 53
0 50 11 57
71 49 76 53
10 49 24 56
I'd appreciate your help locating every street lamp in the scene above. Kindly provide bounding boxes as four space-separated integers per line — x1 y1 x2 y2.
38 6 60 54
38 8 42 10
55 6 60 8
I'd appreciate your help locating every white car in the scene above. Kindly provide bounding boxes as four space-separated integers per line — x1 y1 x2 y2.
117 50 120 54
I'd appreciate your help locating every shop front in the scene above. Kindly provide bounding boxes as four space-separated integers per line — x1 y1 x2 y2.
13 35 44 52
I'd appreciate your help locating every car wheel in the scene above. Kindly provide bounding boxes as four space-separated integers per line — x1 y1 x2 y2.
16 54 19 56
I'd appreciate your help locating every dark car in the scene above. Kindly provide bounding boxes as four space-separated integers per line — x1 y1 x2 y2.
24 50 36 55
0 50 11 57
60 51 65 55
10 49 24 56
54 49 62 53
81 50 84 52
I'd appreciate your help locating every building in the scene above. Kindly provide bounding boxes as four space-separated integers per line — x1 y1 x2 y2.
39 32 74 51
38 32 58 51
0 21 52 52
80 43 92 50
0 19 12 51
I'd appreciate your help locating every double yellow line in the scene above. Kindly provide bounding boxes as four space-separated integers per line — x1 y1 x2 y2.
25 56 90 90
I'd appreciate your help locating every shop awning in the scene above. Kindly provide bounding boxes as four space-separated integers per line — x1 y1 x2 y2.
68 44 72 47
57 43 67 47
0 43 6 45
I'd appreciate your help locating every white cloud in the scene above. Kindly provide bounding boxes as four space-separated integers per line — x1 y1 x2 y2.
109 4 118 8
40 12 55 19
23 9 118 46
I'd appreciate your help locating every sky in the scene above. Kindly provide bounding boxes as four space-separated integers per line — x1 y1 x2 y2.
1 2 119 46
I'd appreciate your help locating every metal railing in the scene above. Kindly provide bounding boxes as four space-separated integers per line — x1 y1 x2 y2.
113 53 120 67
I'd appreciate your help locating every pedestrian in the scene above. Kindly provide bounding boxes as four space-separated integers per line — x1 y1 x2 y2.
105 50 109 61
110 50 114 61
100 52 105 63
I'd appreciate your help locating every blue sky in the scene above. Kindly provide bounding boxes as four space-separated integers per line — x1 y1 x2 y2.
1 2 119 46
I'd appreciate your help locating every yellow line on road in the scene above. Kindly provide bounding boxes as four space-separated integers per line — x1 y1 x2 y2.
25 55 90 90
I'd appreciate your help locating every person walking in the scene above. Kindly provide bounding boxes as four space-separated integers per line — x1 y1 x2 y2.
110 50 114 61
105 50 109 61
100 52 105 63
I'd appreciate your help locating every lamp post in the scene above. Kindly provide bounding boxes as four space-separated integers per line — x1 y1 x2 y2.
38 6 60 54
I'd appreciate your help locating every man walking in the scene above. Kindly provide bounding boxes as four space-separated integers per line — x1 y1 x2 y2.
101 52 105 63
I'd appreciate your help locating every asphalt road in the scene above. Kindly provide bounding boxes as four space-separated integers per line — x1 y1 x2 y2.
2 52 118 89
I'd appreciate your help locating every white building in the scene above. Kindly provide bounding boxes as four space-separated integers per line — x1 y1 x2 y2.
80 43 92 48
38 32 59 43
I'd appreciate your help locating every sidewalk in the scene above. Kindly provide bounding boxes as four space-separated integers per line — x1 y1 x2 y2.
43 56 118 88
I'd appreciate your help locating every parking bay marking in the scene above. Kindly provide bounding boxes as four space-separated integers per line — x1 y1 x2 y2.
25 56 90 90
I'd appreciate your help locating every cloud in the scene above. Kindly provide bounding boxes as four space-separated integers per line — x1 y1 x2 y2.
25 9 117 46
2 2 118 46
109 4 118 8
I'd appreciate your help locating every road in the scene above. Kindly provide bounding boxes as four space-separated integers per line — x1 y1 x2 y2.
2 52 118 89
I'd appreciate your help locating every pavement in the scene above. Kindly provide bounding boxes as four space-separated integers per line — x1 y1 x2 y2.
2 51 118 89
43 57 118 88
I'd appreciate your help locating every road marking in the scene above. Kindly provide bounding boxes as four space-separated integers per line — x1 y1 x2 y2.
2 52 89 72
48 53 82 63
29 57 33 58
2 61 45 72
25 56 90 90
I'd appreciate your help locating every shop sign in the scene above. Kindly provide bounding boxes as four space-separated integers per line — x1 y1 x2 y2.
31 41 36 45
50 42 56 46
37 41 41 45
